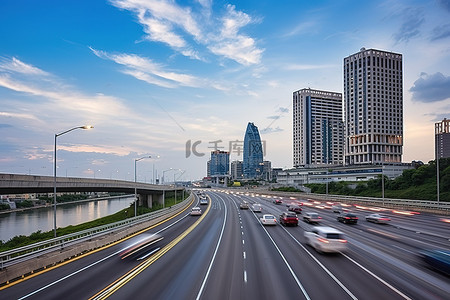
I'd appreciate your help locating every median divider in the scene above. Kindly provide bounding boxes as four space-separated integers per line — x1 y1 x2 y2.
0 194 193 287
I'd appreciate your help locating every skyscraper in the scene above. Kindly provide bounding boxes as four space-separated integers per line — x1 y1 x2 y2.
344 48 403 165
243 122 263 179
230 160 243 180
293 88 343 167
435 118 450 159
209 150 230 175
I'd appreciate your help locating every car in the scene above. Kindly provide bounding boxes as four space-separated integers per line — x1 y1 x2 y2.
304 226 348 253
288 205 302 214
251 204 262 212
190 207 202 216
240 201 249 209
337 213 358 224
303 212 322 224
331 205 342 213
279 212 299 226
199 198 208 205
260 214 277 225
419 249 450 276
273 199 282 205
365 213 391 224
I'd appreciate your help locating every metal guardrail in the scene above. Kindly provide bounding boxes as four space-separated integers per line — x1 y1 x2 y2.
308 194 450 211
0 197 190 269
253 189 450 214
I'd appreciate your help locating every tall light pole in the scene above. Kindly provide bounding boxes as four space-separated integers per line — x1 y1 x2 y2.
134 155 151 217
161 168 173 184
54 125 93 238
436 149 440 203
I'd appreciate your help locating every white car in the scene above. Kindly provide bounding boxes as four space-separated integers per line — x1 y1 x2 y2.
365 213 391 224
304 226 348 253
199 198 208 205
260 214 277 225
251 204 262 212
190 207 202 216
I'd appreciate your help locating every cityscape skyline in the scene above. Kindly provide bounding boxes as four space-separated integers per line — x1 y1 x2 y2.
1 1 449 181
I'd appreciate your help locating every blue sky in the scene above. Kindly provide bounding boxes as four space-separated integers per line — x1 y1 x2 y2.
1 0 450 182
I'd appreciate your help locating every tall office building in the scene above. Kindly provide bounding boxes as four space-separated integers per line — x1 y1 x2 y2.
293 88 344 167
230 160 243 180
435 118 450 159
243 122 263 179
344 48 403 165
209 150 230 175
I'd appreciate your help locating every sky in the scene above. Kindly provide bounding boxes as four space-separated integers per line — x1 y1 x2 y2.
0 0 450 182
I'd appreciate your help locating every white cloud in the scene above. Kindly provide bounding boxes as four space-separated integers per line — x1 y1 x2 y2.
109 0 263 66
0 56 49 76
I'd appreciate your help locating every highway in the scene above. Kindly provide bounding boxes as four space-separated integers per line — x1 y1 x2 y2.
1 190 449 299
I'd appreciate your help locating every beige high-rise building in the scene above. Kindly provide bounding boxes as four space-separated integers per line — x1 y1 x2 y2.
344 48 403 165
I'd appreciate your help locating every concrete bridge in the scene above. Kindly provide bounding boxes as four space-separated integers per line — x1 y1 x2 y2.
0 173 185 208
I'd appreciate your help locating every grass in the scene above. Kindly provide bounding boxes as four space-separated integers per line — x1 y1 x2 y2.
0 194 188 252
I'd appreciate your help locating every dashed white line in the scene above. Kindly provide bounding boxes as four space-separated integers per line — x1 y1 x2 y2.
244 270 247 283
243 251 246 259
242 239 245 245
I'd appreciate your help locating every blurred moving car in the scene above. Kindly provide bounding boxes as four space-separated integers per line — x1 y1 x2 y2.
303 212 322 224
251 203 262 212
337 213 358 224
260 214 277 225
288 205 303 213
200 198 208 205
240 201 249 209
120 234 164 259
365 213 391 224
331 205 342 213
190 207 202 216
304 226 347 253
273 199 282 205
279 212 298 226
419 249 450 276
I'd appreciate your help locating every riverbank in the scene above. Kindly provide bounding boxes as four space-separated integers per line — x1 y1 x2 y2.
0 194 133 215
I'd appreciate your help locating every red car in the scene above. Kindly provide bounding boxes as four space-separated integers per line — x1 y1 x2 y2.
279 212 299 226
288 205 302 213
273 199 282 205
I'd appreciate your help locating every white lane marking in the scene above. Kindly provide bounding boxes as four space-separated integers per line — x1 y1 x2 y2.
342 253 412 300
18 208 193 300
282 228 358 300
196 194 228 300
244 270 247 283
257 221 311 300
242 231 244 235
243 251 246 259
242 239 245 245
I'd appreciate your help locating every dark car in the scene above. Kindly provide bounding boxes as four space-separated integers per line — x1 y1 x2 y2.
279 212 299 226
419 249 450 276
337 213 358 224
288 205 302 213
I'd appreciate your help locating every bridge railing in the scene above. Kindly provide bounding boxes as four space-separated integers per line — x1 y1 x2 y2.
0 196 191 269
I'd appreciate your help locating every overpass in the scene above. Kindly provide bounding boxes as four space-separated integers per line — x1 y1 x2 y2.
0 173 185 208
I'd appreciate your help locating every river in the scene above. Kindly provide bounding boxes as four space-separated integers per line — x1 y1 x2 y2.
0 196 134 242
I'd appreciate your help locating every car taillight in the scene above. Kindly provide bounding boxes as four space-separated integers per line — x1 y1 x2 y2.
344 217 350 219
318 216 322 219
317 237 329 243
339 239 347 243
295 218 298 221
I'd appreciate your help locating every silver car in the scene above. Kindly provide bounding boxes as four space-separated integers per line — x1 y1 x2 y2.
304 226 348 253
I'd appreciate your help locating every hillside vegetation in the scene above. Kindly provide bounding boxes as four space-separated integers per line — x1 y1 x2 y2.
305 158 450 202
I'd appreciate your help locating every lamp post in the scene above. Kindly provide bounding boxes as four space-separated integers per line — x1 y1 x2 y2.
54 125 93 238
436 149 440 203
162 168 173 184
134 155 151 217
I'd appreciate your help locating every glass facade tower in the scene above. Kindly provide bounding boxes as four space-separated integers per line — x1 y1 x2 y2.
243 122 263 179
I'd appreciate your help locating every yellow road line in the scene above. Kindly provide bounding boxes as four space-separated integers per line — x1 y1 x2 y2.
0 197 194 290
90 196 211 300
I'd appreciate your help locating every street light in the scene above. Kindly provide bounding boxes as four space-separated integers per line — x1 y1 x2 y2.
54 125 93 237
134 155 151 217
161 168 173 184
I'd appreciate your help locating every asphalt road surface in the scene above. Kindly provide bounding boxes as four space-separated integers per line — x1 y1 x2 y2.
1 189 449 300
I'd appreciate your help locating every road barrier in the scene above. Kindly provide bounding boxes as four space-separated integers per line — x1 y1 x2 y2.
0 194 193 285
